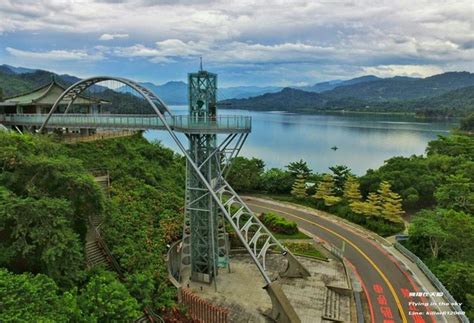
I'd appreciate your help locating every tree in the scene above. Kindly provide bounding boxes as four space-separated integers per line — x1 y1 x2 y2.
408 209 448 259
366 192 382 217
314 174 341 206
343 176 362 202
227 157 265 192
432 261 474 312
291 174 307 199
286 159 312 178
0 268 78 322
460 112 474 132
409 208 474 260
0 87 3 102
261 168 293 194
329 165 352 195
0 188 85 287
434 174 474 214
378 181 405 223
78 271 141 322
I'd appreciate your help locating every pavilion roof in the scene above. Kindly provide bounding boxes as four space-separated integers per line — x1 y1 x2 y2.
3 79 109 106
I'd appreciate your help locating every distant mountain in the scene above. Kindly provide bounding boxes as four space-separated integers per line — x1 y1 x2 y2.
118 81 281 104
0 69 52 97
2 65 472 117
222 72 474 116
0 64 37 74
297 75 381 93
57 74 82 86
219 86 281 100
222 87 327 110
322 72 474 101
0 67 151 114
117 81 187 105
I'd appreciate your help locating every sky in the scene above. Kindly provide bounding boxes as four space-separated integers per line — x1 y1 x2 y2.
0 0 473 87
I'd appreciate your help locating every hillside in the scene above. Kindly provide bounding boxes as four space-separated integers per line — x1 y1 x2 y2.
321 71 474 101
118 81 282 103
298 75 381 93
0 132 185 320
0 68 153 114
223 87 327 110
222 72 474 116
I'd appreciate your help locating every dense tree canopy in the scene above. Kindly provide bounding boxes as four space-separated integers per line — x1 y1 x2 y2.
0 133 186 319
460 112 474 132
0 268 75 322
227 156 265 192
286 159 312 178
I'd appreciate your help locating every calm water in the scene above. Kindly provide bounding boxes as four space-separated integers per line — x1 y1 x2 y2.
145 106 457 175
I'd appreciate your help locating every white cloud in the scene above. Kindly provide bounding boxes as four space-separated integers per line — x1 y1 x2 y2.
361 65 444 78
99 33 129 41
0 0 473 83
6 47 103 61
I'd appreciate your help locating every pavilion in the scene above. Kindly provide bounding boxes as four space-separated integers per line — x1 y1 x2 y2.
0 78 108 115
0 78 110 134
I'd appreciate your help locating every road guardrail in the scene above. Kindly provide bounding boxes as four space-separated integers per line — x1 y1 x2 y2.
394 242 468 323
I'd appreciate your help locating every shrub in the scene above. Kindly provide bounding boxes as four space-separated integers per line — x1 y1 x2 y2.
259 212 298 235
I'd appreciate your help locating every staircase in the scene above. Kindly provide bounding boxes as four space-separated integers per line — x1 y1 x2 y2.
216 177 310 279
85 240 114 271
322 288 343 322
85 174 162 323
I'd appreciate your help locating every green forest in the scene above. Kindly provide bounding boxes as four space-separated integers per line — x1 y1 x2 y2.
0 132 185 321
227 131 474 318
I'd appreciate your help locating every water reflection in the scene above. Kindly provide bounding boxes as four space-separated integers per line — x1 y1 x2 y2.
145 106 456 175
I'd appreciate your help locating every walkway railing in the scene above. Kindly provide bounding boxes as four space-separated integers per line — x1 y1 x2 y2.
180 288 229 323
394 242 468 323
1 114 251 134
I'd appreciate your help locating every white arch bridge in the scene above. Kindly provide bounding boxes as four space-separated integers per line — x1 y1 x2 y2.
0 76 250 134
0 76 309 323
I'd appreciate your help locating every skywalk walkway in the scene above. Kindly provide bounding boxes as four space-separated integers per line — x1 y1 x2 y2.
0 113 251 134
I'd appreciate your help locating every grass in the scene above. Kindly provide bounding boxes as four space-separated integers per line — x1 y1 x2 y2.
284 241 327 260
274 231 311 240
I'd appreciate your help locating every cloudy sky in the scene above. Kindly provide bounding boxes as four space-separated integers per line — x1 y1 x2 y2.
0 0 473 86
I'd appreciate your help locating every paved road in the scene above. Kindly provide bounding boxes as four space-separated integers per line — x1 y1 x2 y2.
244 197 442 323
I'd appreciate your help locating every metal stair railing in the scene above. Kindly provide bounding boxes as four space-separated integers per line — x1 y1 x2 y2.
216 177 310 277
88 217 164 323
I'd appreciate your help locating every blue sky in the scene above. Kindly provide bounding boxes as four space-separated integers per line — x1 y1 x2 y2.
0 0 473 87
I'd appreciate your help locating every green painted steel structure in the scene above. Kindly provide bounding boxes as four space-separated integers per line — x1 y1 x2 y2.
185 70 221 283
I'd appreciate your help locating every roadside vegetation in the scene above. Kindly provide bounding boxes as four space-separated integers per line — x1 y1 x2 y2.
227 132 474 318
0 132 185 320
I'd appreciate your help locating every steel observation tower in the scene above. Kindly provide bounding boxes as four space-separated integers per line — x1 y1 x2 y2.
181 67 223 283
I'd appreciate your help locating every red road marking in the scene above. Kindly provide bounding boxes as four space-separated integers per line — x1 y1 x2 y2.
345 259 376 323
310 212 435 323
381 306 394 319
365 239 436 323
373 283 384 294
377 294 388 306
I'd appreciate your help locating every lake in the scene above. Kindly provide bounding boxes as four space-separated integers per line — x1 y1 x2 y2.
145 106 457 175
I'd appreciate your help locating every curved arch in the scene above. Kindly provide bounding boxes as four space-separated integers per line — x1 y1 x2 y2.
39 76 173 132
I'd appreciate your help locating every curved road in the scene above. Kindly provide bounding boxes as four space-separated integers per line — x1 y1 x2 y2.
244 197 444 323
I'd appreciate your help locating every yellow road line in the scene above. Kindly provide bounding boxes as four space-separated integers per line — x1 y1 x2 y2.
248 202 408 323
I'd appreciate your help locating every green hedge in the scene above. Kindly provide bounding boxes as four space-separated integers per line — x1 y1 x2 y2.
259 212 298 235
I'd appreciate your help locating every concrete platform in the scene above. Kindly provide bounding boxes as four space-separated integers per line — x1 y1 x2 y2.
181 252 352 323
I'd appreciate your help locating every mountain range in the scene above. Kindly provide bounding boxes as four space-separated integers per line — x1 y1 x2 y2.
222 72 474 116
1 64 473 116
116 80 281 104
